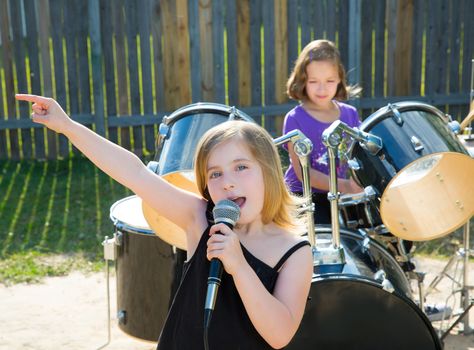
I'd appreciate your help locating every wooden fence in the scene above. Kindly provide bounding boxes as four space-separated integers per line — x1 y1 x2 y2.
0 0 473 160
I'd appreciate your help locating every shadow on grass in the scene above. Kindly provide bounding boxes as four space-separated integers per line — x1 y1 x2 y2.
0 157 132 284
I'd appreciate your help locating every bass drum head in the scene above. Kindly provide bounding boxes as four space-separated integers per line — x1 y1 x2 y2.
287 275 442 350
287 227 441 350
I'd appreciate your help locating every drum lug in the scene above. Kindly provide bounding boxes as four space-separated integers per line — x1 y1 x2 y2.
448 120 461 134
114 231 123 246
388 104 404 125
374 269 395 293
228 106 237 120
410 136 424 152
348 158 361 170
155 123 170 156
117 310 127 325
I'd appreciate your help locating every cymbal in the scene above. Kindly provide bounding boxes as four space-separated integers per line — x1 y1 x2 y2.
380 152 474 241
142 171 198 251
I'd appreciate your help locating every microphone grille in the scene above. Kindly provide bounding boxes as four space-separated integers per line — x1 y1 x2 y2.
212 199 240 226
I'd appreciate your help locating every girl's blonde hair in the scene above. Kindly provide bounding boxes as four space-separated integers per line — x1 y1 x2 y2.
194 120 303 231
286 39 361 101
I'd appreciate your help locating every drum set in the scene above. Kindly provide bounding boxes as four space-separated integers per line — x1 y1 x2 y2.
101 100 473 349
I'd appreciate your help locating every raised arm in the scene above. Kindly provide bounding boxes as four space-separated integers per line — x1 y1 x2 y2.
15 94 205 237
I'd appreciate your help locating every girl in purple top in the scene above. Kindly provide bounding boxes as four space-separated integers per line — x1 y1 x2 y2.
283 39 363 224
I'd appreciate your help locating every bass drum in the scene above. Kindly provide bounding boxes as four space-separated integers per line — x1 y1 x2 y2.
110 195 186 342
287 226 441 350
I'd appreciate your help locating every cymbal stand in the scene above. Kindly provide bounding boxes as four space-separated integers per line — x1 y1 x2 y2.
424 220 474 338
274 130 315 249
275 130 345 273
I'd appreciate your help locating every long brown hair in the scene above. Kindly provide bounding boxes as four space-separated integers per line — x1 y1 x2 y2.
286 39 361 101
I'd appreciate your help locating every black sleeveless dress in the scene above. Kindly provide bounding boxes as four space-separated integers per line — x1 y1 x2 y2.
157 224 310 350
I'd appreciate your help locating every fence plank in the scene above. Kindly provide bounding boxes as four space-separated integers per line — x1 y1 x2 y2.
113 0 131 150
137 0 155 153
394 0 413 96
360 0 374 97
225 0 238 105
249 0 262 125
447 0 461 119
89 0 105 137
273 0 288 135
236 0 251 107
151 0 166 113
0 0 16 158
410 0 424 96
199 0 214 101
188 0 202 103
287 0 298 75
11 0 33 158
300 0 312 46
50 0 69 157
38 0 56 159
24 0 46 159
125 0 143 156
64 1 79 115
373 0 386 98
263 0 276 124
212 0 225 103
338 0 349 73
100 0 117 143
460 0 473 120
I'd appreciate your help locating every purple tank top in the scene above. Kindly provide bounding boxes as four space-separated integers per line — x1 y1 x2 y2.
283 101 361 193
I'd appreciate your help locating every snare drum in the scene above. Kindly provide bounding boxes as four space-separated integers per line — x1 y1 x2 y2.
287 227 441 350
142 103 254 250
348 101 474 241
110 195 186 342
338 191 382 229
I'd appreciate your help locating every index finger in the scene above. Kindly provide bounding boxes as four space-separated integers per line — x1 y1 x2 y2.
15 94 51 106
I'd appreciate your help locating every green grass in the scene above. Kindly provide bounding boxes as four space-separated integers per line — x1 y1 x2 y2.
0 156 472 285
0 157 132 285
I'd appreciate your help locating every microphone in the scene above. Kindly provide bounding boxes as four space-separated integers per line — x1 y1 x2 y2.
204 199 240 330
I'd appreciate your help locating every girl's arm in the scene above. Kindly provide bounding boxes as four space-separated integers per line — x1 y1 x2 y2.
15 94 206 245
287 142 362 193
234 242 312 348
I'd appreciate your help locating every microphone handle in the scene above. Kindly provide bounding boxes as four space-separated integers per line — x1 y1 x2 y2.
204 258 223 329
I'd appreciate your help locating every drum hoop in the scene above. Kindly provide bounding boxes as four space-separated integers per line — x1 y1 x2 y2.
310 273 442 348
114 222 154 235
110 196 154 235
314 226 411 289
359 101 448 132
162 102 254 126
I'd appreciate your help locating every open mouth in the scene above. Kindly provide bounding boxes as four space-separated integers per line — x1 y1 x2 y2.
231 197 246 208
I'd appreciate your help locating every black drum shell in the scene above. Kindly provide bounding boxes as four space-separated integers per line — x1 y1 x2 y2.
287 227 441 350
349 101 468 199
114 225 185 342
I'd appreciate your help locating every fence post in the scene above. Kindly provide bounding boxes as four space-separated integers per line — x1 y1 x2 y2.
348 0 361 108
89 0 106 136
